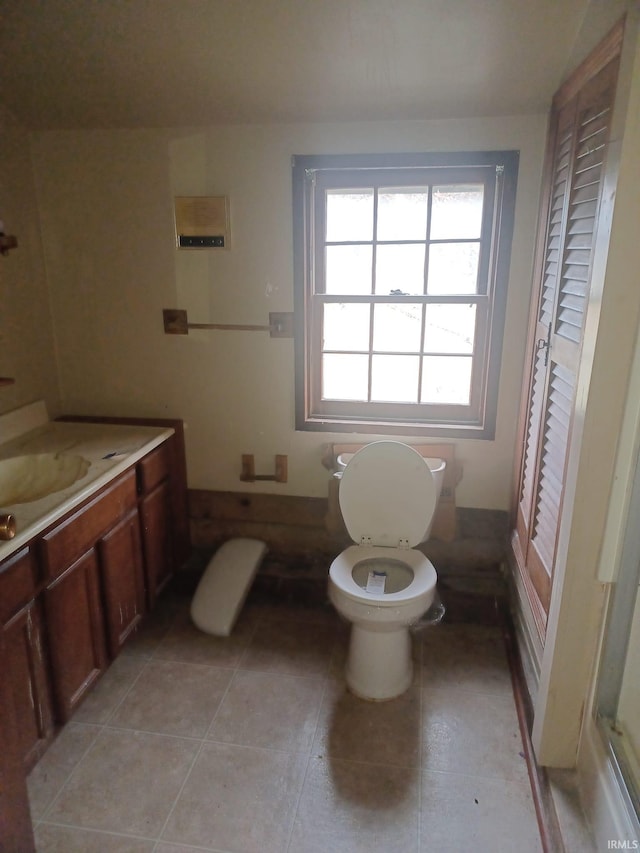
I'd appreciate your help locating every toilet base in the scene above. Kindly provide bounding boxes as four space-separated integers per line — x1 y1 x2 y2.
345 623 413 701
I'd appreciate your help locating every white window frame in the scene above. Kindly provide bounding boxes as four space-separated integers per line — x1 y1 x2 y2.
292 150 519 439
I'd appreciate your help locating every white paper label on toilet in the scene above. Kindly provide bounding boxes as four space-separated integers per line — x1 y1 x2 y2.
366 571 386 594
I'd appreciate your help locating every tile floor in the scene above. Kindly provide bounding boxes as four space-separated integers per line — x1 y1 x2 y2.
28 592 543 852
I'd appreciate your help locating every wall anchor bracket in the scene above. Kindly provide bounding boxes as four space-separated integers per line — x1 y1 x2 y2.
240 454 288 483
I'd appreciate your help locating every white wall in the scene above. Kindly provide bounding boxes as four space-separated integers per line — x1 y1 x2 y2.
0 107 60 419
30 116 547 508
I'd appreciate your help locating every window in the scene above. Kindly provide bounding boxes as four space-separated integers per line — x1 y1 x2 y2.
292 151 519 438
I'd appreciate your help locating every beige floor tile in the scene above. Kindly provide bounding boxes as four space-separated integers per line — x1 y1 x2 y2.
72 653 148 725
27 723 101 819
121 595 185 658
419 769 542 852
109 659 232 738
421 623 512 696
288 754 420 853
260 600 342 627
154 607 256 668
238 618 337 676
162 742 307 852
27 595 551 851
34 823 155 852
313 678 422 768
207 670 325 750
421 686 528 782
46 728 198 836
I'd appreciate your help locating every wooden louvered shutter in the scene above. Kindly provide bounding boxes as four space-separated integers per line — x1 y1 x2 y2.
512 43 621 640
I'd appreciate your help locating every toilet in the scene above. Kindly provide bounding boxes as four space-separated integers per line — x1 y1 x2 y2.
328 441 444 701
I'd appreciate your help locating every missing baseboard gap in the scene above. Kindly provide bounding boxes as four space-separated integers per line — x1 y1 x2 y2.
500 603 565 853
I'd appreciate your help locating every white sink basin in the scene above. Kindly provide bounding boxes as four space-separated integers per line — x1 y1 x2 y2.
0 453 90 506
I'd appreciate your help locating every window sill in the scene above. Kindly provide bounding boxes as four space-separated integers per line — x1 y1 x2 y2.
297 414 495 441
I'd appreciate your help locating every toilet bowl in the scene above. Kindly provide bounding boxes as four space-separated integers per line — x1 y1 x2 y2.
328 441 444 701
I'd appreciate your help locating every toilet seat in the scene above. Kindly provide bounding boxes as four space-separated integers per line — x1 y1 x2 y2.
329 545 437 606
339 441 437 548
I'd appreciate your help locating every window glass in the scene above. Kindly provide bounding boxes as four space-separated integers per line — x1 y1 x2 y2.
323 303 370 351
375 244 425 295
427 243 480 294
326 190 374 242
424 304 476 354
421 356 473 404
372 304 422 353
322 354 369 400
430 185 484 239
377 188 429 240
325 245 372 295
371 355 420 403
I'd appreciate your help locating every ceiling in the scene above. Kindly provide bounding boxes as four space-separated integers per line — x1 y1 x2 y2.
0 0 592 130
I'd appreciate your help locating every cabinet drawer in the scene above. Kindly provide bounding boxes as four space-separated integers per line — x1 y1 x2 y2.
0 548 37 625
41 471 137 581
137 443 170 494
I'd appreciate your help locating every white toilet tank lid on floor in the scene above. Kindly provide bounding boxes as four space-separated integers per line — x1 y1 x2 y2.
339 441 438 548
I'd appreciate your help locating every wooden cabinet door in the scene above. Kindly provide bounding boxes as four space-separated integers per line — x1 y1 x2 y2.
140 480 173 608
99 509 145 657
0 546 54 769
44 549 107 722
512 34 622 640
0 630 36 852
3 601 54 771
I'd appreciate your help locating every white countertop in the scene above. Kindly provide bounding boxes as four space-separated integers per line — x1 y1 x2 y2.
0 409 173 563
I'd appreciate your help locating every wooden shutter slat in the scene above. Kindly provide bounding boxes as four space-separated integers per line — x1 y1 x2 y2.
530 362 575 575
574 148 606 176
572 184 600 205
565 232 593 250
562 265 590 283
570 198 599 219
578 123 609 151
519 348 548 515
564 248 590 265
573 170 602 191
567 216 596 236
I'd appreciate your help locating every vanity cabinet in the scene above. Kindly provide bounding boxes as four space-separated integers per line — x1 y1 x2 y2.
0 421 189 848
0 423 189 764
40 469 143 720
0 547 54 770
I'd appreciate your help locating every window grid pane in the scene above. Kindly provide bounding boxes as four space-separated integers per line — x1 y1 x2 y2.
326 189 374 242
325 185 486 300
421 356 473 405
319 296 478 406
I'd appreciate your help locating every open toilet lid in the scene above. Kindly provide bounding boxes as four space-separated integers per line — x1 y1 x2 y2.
339 441 437 548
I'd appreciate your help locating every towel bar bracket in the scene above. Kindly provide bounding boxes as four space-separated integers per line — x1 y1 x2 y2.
163 308 293 338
